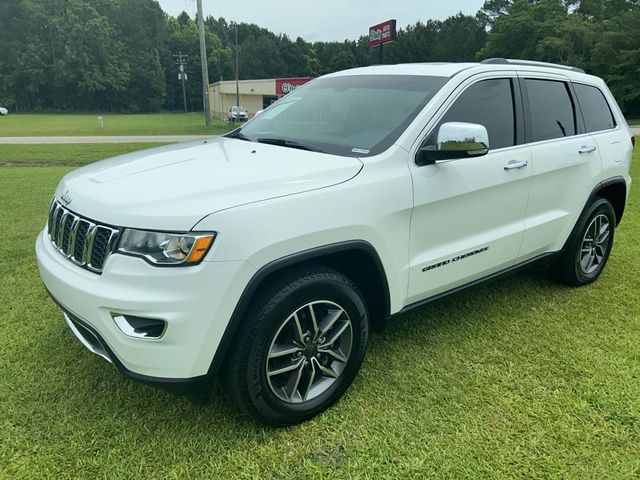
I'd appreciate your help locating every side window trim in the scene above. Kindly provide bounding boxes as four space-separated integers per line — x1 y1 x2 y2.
512 78 526 146
571 82 618 133
415 76 523 164
567 81 587 135
519 76 580 144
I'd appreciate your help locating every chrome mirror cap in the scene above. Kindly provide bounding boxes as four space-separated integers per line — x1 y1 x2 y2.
418 122 490 166
437 121 489 155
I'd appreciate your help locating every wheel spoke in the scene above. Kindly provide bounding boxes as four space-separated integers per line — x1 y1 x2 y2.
302 363 317 401
318 308 344 335
585 222 595 242
268 358 304 377
594 250 603 264
596 229 610 245
284 362 305 401
308 304 319 337
318 347 348 363
292 312 305 343
315 361 338 379
321 321 350 347
268 344 303 359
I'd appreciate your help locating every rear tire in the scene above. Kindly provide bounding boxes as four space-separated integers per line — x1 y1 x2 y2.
224 265 369 426
551 197 616 286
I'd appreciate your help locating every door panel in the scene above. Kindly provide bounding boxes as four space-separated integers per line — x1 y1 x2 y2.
520 135 601 256
406 75 530 305
407 148 531 304
519 77 602 256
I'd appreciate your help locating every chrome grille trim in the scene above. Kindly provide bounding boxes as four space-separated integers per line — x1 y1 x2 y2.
47 199 120 274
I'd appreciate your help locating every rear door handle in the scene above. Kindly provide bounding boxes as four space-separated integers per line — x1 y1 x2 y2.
579 145 597 154
503 159 528 170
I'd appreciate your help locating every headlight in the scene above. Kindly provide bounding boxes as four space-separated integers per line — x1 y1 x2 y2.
117 229 215 266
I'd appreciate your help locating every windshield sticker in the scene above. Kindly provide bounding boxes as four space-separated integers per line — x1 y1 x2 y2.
351 148 370 154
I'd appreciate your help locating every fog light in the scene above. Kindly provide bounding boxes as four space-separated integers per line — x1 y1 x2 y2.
112 314 166 339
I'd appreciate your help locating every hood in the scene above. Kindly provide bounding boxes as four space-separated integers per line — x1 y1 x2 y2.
55 137 363 231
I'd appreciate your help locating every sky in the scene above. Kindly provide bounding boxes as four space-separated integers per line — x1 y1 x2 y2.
156 0 486 42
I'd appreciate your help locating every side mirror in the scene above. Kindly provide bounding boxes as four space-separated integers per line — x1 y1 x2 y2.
254 109 264 117
417 122 490 166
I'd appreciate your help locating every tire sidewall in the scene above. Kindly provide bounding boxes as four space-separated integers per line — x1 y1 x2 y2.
245 275 369 423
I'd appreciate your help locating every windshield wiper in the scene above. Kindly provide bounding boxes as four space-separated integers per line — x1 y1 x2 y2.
256 137 323 153
227 130 252 142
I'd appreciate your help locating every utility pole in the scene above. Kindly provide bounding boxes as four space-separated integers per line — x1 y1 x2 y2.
196 0 212 126
235 24 240 108
173 51 189 112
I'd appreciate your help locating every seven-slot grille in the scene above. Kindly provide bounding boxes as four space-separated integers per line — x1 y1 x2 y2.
47 199 121 274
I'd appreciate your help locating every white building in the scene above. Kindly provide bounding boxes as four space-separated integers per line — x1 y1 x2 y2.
209 77 312 121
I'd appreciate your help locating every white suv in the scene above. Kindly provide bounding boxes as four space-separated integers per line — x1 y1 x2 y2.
228 106 248 122
36 59 634 425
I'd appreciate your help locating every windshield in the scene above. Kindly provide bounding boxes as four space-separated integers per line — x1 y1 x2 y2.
229 75 448 157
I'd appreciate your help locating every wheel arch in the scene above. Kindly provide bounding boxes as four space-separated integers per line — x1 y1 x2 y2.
208 240 391 376
556 176 626 256
593 177 627 226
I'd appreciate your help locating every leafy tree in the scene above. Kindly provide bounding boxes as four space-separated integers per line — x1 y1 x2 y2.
164 13 232 111
590 8 640 115
434 14 488 61
0 0 638 115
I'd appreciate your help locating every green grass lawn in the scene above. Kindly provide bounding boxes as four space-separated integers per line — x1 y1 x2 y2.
0 143 168 167
0 147 639 478
0 113 234 136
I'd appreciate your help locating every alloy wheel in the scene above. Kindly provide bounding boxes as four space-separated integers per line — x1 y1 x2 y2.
265 300 353 404
579 214 611 275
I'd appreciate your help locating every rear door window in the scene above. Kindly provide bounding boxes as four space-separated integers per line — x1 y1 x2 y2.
574 83 616 132
524 79 576 142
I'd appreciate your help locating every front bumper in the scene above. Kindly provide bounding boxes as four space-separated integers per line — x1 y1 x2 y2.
36 229 255 380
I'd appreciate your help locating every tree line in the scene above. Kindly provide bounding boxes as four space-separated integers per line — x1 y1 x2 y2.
0 0 638 116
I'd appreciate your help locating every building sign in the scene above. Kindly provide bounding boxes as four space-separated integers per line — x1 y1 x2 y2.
276 77 312 96
368 19 397 47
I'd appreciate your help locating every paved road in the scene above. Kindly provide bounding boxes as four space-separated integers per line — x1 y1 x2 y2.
0 135 212 144
0 128 638 144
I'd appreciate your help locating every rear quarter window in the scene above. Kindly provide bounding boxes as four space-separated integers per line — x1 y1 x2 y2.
574 83 616 133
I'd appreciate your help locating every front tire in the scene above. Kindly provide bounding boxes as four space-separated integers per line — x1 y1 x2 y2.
225 265 369 426
551 197 616 286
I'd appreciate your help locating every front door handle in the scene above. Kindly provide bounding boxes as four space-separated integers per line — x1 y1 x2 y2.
503 159 528 170
579 145 597 154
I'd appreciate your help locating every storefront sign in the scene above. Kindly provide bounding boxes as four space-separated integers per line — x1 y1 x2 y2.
368 19 397 47
276 77 313 96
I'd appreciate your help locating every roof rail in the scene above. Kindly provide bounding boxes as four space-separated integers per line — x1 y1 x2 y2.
480 58 585 74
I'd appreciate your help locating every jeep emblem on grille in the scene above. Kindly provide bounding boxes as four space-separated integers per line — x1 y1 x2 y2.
60 190 73 205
